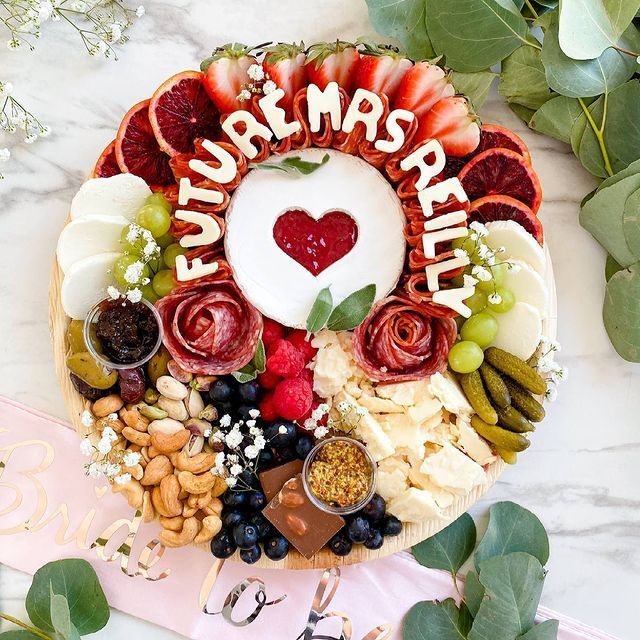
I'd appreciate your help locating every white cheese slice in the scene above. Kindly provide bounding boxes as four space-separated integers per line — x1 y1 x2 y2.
428 372 473 417
387 487 444 522
380 414 430 452
406 396 443 424
489 302 542 361
61 252 121 320
354 411 395 462
405 469 456 509
70 174 152 222
484 220 545 275
376 380 432 406
376 457 410 501
502 259 548 316
57 214 128 274
420 443 485 495
455 419 496 466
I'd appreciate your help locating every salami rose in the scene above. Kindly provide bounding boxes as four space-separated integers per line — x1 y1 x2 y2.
352 295 457 382
156 280 263 375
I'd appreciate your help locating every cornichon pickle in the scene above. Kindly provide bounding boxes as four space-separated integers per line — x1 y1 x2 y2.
460 371 498 424
497 406 535 433
66 352 118 390
495 447 518 465
147 345 171 386
485 347 547 395
504 378 546 422
471 415 530 452
479 362 511 408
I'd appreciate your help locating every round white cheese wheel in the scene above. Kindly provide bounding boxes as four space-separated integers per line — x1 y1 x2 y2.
484 220 545 275
57 214 129 274
502 259 548 316
225 149 406 328
489 301 542 360
61 252 122 320
70 173 151 222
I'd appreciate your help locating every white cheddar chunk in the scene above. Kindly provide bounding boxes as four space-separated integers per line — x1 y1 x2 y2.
387 488 444 522
428 372 473 417
355 412 395 462
455 419 496 466
406 396 443 424
420 443 485 495
380 414 430 452
358 394 404 414
376 380 432 406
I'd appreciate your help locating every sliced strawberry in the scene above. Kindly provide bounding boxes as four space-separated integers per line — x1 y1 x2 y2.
415 95 481 157
393 61 455 120
305 40 360 92
353 41 412 101
262 42 308 114
201 43 257 114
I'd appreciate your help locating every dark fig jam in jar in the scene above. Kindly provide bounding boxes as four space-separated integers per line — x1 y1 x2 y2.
95 298 160 365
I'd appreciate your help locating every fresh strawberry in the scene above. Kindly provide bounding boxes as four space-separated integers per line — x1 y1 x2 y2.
305 40 360 93
353 41 412 101
393 61 455 120
415 96 481 157
201 43 257 114
262 42 307 114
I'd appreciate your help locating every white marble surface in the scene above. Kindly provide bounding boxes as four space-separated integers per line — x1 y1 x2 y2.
0 1 638 638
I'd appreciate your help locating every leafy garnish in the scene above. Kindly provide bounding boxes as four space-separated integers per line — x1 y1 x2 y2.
231 338 266 383
306 286 333 333
327 284 376 331
253 153 330 176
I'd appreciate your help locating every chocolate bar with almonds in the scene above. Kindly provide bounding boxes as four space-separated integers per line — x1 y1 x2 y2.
258 459 304 502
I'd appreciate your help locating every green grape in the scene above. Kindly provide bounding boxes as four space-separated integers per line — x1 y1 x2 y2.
460 313 498 348
140 283 160 304
114 255 150 287
152 269 176 297
465 290 487 314
146 192 172 213
136 204 171 238
155 232 175 249
451 234 485 264
163 243 186 268
120 225 144 255
487 287 515 313
476 263 508 293
448 341 484 374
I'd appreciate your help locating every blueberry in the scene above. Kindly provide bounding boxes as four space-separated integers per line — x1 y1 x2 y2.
222 510 244 530
360 494 386 522
248 491 267 510
273 446 296 463
223 490 248 509
329 531 352 556
364 527 384 550
232 522 259 549
210 530 236 559
249 512 273 541
238 380 261 404
347 516 371 544
295 434 315 460
237 404 258 422
264 535 290 561
240 544 262 564
381 515 402 537
216 401 235 419
209 379 235 403
237 469 260 490
257 448 274 469
264 421 297 449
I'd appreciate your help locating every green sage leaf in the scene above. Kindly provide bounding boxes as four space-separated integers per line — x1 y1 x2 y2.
464 570 485 617
253 338 266 372
529 95 582 143
255 154 330 176
475 501 549 570
517 619 560 639
231 338 266 382
603 261 640 361
499 46 553 110
25 559 109 635
327 284 376 331
412 513 476 574
403 598 472 640
425 0 531 72
306 286 333 333
451 71 498 109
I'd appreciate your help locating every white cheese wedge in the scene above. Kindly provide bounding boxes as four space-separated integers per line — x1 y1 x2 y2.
489 301 542 361
405 469 456 509
57 214 129 274
420 443 485 495
70 174 152 222
376 457 410 501
502 259 548 316
387 487 444 522
428 372 473 417
375 380 432 406
406 396 443 424
380 414 430 452
358 394 404 413
484 220 545 275
455 419 496 466
354 411 395 462
311 330 355 398
61 252 121 320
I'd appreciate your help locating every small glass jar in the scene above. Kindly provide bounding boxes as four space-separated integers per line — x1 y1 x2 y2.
84 296 163 370
302 436 377 516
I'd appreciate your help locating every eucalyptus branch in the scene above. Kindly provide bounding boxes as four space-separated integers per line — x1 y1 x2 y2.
522 0 539 20
0 613 54 639
578 96 614 177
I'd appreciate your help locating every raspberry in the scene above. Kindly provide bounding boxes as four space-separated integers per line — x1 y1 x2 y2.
258 369 282 390
266 339 304 378
259 393 279 422
262 318 286 346
297 366 314 386
287 329 318 363
273 378 313 421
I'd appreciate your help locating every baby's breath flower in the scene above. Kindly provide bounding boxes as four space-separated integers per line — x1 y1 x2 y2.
237 89 251 102
136 5 145 17
247 64 265 81
226 477 237 488
0 148 10 162
472 265 492 282
80 438 93 456
453 248 468 260
263 80 277 94
114 473 131 485
487 292 502 305
123 451 141 467
124 260 145 284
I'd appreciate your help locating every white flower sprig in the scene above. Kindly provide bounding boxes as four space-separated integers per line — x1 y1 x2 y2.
236 63 277 101
304 401 367 437
532 336 567 402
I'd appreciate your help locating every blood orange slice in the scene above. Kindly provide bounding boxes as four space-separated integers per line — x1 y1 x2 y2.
115 99 174 186
469 195 543 244
459 148 542 213
92 140 121 178
149 71 220 156
477 124 531 163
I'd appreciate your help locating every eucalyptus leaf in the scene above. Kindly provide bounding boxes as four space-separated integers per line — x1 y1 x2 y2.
509 103 537 123
605 254 624 281
403 599 472 640
517 619 560 639
452 71 498 109
603 261 640 361
623 188 640 256
254 154 330 176
327 284 376 331
425 0 531 72
25 559 109 635
529 95 582 143
364 0 435 59
0 633 43 639
469 553 545 640
412 513 476 574
464 570 485 617
558 0 640 60
306 286 333 333
597 157 640 191
500 46 553 110
576 95 609 178
475 501 549 570
50 589 81 640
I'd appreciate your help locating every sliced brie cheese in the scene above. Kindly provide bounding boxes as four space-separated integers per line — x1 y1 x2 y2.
57 214 129 274
70 174 152 222
61 252 121 319
484 220 545 275
502 259 548 316
489 301 542 360
387 487 444 522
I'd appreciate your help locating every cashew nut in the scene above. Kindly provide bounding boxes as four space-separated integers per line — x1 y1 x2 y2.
211 473 228 498
96 416 125 433
122 427 151 447
140 455 173 486
92 394 124 418
159 515 185 532
120 407 149 432
160 474 183 517
112 478 144 509
142 491 155 523
124 463 144 481
151 486 173 518
175 450 216 474
187 491 212 511
177 470 219 494
182 504 198 518
151 429 190 454
160 516 199 548
202 498 223 517
194 515 222 544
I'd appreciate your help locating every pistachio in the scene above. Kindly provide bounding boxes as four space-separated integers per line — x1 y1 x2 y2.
199 403 218 422
156 375 188 401
185 434 205 457
157 395 189 421
191 375 216 391
167 360 193 384
148 417 185 436
186 388 205 419
139 403 169 421
185 417 210 437
144 388 160 405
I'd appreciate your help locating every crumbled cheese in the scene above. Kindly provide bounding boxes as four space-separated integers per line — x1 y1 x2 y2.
428 372 473 417
420 443 485 495
387 488 444 523
311 329 356 397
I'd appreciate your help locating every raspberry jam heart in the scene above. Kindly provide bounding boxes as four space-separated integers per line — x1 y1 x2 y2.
273 208 359 276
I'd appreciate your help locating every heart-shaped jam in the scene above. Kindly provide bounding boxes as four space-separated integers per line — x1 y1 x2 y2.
273 208 358 276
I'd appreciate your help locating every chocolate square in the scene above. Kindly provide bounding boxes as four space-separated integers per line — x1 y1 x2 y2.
258 459 304 502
